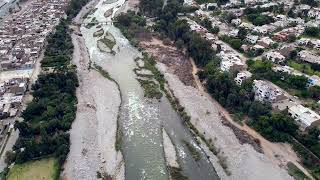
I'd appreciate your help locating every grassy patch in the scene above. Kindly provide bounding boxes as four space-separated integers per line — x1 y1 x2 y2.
287 162 311 180
93 63 112 80
288 60 320 77
183 140 201 161
83 8 97 19
140 54 166 89
7 158 59 180
85 17 98 29
93 28 104 37
168 166 188 180
134 55 165 99
98 32 116 50
137 79 163 99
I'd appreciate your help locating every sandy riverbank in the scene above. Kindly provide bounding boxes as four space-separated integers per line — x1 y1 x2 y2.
157 63 294 180
63 32 124 180
162 128 179 168
62 2 124 179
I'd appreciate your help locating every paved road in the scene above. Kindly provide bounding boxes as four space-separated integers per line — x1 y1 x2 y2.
0 129 19 171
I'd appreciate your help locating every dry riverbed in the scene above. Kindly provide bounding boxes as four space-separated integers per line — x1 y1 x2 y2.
62 2 124 179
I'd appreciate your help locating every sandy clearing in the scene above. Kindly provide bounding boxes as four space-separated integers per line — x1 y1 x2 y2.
162 128 179 168
157 62 294 180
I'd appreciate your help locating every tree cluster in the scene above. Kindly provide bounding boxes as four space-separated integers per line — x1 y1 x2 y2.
304 27 320 38
9 0 86 170
42 20 73 68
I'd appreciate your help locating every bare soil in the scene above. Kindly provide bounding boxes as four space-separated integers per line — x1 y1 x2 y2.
139 37 196 87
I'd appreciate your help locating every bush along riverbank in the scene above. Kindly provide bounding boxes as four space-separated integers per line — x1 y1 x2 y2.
3 0 90 178
115 0 320 178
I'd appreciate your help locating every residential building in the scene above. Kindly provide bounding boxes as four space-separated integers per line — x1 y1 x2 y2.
228 29 239 37
257 37 274 48
289 104 320 130
278 45 295 58
253 80 287 103
231 18 241 26
219 51 246 72
265 51 286 64
273 32 288 42
234 71 252 85
0 77 28 119
298 50 320 64
246 35 259 44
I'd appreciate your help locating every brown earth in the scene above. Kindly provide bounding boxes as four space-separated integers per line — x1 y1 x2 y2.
139 37 196 87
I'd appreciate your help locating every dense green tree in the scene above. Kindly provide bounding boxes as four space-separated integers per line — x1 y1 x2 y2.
304 27 320 38
249 113 298 142
248 101 272 119
301 0 319 7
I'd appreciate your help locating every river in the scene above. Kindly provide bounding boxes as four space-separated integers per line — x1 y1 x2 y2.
80 0 219 179
0 0 19 19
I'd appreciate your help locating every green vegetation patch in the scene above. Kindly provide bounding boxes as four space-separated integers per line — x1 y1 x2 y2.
140 54 165 89
287 162 311 180
83 8 97 19
93 63 112 80
183 141 201 161
7 158 59 180
220 35 243 51
93 28 104 37
10 0 89 174
303 27 320 38
168 166 188 180
137 79 163 99
97 32 116 51
85 17 98 29
42 20 73 68
288 60 320 77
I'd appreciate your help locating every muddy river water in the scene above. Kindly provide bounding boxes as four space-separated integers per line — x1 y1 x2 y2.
81 0 219 179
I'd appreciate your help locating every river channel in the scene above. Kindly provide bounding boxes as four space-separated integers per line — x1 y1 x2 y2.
81 0 219 179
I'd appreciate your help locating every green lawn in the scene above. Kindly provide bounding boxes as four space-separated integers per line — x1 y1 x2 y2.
7 158 59 180
288 60 320 77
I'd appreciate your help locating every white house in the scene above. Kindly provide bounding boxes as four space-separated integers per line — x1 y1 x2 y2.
246 35 259 44
253 80 287 103
231 18 241 26
253 26 268 34
289 104 320 130
228 29 239 37
235 71 252 85
265 51 286 64
308 8 320 19
310 39 320 50
219 51 246 72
